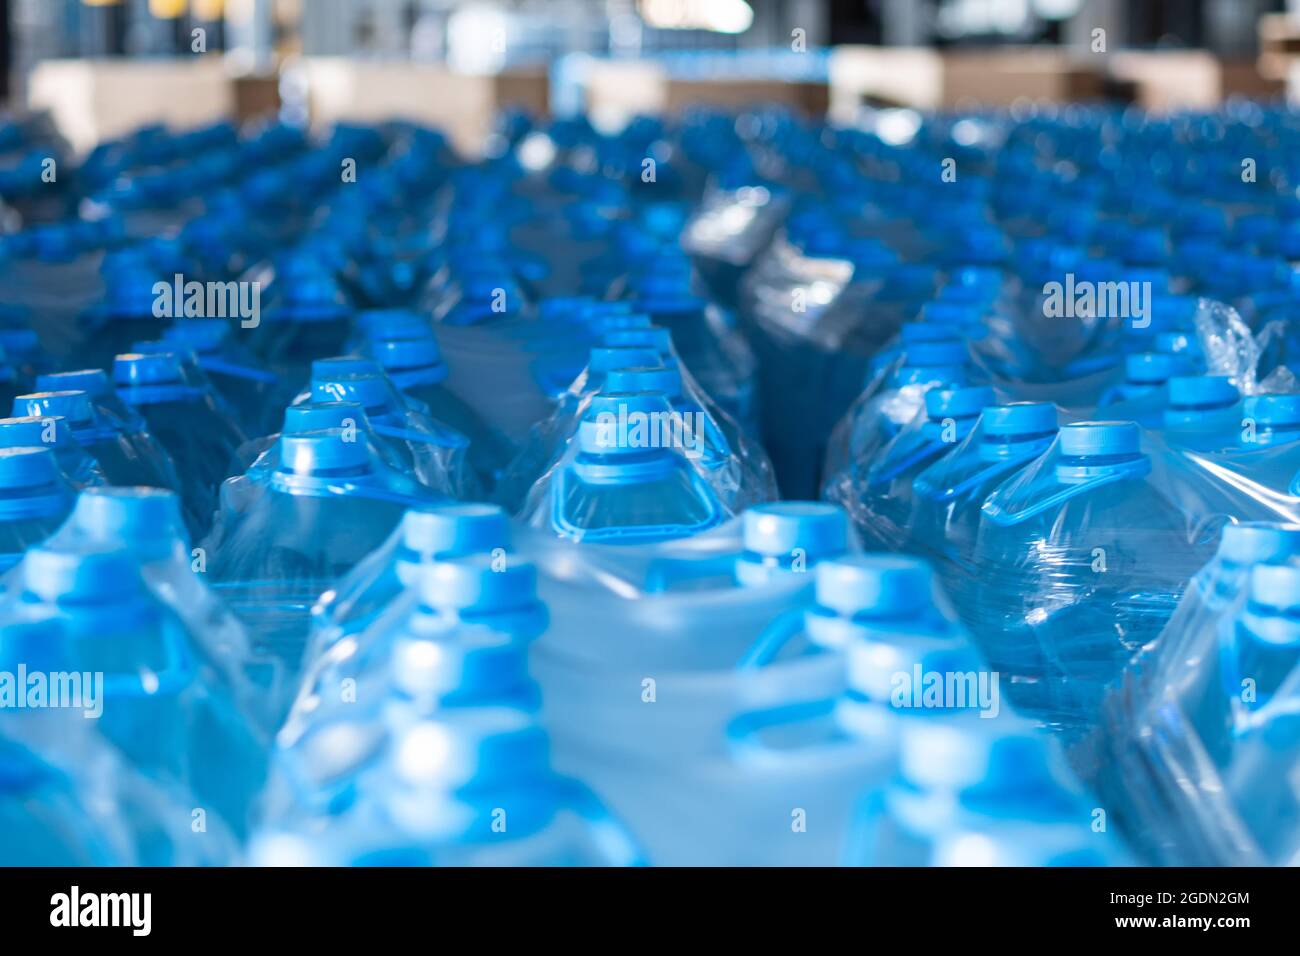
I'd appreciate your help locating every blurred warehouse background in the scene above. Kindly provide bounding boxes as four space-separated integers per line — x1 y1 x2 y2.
5 0 1300 155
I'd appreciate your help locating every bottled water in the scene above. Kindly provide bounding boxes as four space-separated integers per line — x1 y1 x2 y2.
48 486 280 734
0 543 265 838
0 415 105 489
252 558 641 866
910 401 1059 579
827 384 996 549
16 384 180 491
847 711 1123 866
114 352 247 538
518 392 729 544
206 428 442 701
304 359 477 499
286 504 514 735
0 447 75 572
969 421 1214 730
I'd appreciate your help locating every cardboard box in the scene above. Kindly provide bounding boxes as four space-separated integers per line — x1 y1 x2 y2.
301 58 550 156
1110 50 1283 110
1260 13 1300 80
26 57 234 155
231 74 282 123
583 59 670 129
830 45 1109 115
584 58 827 126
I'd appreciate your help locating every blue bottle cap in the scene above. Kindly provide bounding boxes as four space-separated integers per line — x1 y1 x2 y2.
924 385 996 420
283 401 366 434
311 373 390 411
70 486 185 545
601 328 674 354
278 429 369 474
0 445 63 489
1218 522 1300 566
355 309 428 340
12 391 95 426
603 365 683 398
310 357 381 380
414 553 538 613
387 629 532 705
20 544 147 604
981 402 1058 437
388 708 549 791
742 502 847 559
401 503 510 557
1167 375 1238 410
369 336 444 373
576 393 672 455
1125 352 1179 384
1243 393 1300 427
113 353 185 387
814 553 935 618
1059 421 1141 458
1247 562 1300 613
35 369 112 398
0 416 74 447
586 347 663 375
902 341 968 368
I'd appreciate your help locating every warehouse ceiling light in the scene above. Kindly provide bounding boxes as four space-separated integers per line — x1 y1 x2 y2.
638 0 754 34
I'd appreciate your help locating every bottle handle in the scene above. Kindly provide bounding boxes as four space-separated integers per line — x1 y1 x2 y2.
555 777 649 867
736 605 808 670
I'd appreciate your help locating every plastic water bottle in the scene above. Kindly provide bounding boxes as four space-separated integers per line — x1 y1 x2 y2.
363 334 517 491
827 385 996 549
604 364 778 511
250 706 644 866
532 504 860 863
158 318 292 437
46 486 281 734
847 711 1124 866
970 421 1214 730
0 446 75 572
305 359 477 499
287 504 514 732
0 415 105 489
16 384 180 491
205 427 442 699
113 352 247 538
823 340 971 490
495 346 665 511
1159 375 1242 452
0 543 266 838
1095 352 1186 426
0 727 236 865
518 392 728 544
248 251 355 377
910 401 1059 578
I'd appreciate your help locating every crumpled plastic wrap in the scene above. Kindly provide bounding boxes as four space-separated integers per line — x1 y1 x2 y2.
958 427 1218 733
